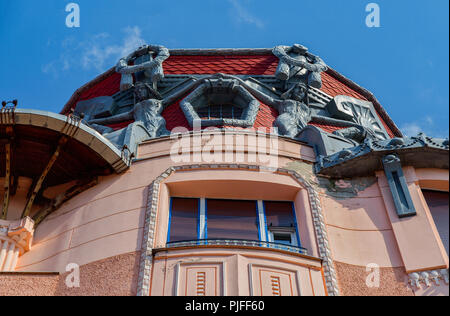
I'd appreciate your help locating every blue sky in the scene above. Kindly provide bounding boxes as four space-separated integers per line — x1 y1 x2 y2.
0 0 448 137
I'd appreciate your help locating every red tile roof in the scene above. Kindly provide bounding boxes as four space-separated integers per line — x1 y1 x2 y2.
308 122 346 134
62 53 399 138
164 55 278 75
78 72 122 102
321 71 367 101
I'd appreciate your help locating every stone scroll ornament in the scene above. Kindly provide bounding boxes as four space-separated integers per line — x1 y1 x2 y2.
272 44 328 88
116 45 170 91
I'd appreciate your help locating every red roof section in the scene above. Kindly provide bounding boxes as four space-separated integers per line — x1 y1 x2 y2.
63 53 397 138
320 71 395 137
308 122 346 134
78 72 122 102
321 72 367 100
164 55 278 75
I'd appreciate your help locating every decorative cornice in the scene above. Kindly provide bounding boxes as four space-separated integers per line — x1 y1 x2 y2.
316 133 449 177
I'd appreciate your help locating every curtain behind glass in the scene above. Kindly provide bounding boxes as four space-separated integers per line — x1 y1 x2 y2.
264 201 295 227
206 199 259 240
169 198 199 242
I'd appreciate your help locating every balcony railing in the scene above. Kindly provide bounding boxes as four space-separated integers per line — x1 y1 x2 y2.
165 239 308 255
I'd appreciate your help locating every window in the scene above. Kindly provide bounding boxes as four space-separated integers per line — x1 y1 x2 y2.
179 78 260 128
167 198 301 249
167 198 199 242
264 201 300 247
197 104 244 120
206 199 259 240
422 190 449 256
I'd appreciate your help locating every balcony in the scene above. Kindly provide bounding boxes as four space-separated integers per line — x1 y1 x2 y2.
165 239 308 256
150 239 324 296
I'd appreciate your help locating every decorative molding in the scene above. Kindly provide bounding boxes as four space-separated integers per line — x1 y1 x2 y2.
408 269 449 289
326 95 390 140
382 154 417 217
137 164 340 296
196 272 206 296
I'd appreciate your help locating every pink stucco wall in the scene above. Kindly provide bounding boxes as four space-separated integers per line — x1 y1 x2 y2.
5 132 448 296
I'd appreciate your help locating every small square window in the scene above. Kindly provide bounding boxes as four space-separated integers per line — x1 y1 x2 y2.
268 227 298 247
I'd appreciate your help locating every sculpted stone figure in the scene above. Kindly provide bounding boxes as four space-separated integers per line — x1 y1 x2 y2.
273 44 327 88
275 83 311 138
88 82 169 138
116 44 170 91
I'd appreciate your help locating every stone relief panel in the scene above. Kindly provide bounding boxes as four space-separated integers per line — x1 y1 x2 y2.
175 263 224 296
249 264 300 296
327 95 390 140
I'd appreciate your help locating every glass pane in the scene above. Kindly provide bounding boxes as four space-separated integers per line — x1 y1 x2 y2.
208 105 222 119
422 190 449 255
221 104 233 119
264 201 295 227
206 199 259 241
169 198 199 242
273 233 292 245
197 107 209 119
233 106 243 119
197 104 243 120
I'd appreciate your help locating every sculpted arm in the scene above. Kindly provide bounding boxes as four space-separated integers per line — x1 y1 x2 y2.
87 110 134 125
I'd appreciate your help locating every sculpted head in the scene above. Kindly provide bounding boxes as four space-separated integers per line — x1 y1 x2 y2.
134 82 152 102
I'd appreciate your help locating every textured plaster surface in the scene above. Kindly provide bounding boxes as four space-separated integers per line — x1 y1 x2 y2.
1 252 140 296
334 261 413 296
56 251 140 296
0 273 60 296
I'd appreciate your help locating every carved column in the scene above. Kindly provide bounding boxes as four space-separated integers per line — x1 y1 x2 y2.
0 217 34 271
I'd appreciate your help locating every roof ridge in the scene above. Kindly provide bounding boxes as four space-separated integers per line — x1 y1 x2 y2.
169 48 274 55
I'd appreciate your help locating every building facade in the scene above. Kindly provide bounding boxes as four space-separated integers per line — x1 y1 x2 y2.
0 44 448 296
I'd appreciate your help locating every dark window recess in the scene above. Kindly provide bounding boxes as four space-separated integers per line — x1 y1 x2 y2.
197 104 243 120
206 199 259 240
168 198 199 242
273 233 292 245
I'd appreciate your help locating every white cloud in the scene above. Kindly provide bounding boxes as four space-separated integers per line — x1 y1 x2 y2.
400 122 423 137
42 26 146 76
425 116 433 125
400 117 449 139
228 0 264 29
81 26 146 71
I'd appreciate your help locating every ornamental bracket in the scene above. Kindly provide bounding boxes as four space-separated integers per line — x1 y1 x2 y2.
381 154 416 218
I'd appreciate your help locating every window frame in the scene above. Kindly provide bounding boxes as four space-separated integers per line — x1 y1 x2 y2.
167 197 301 248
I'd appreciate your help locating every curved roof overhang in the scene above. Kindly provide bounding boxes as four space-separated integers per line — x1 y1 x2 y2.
315 135 449 178
0 108 130 187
